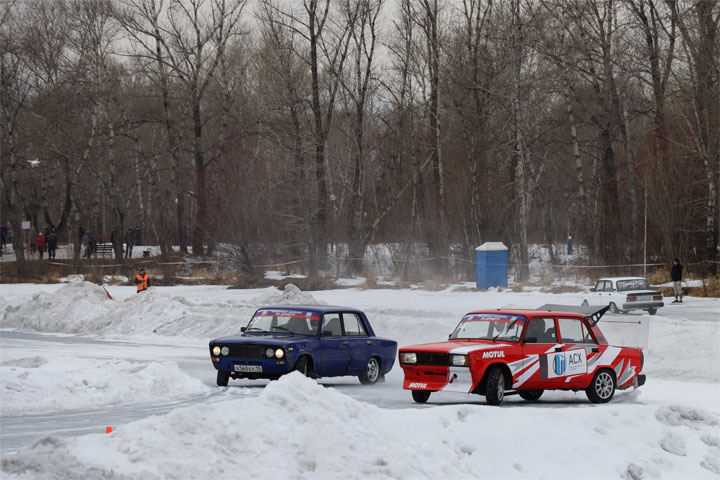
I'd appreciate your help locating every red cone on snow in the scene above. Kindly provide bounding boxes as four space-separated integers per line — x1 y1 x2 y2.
106 426 113 434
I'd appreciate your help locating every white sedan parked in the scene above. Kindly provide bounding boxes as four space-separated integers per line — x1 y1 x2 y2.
582 277 664 315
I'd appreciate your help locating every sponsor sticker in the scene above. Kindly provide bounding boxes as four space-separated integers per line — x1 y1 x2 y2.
408 382 427 389
541 349 587 379
482 350 505 359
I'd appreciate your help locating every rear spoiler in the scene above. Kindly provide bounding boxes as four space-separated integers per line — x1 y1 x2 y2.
536 304 609 327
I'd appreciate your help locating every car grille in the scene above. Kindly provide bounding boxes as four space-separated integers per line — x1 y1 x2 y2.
416 353 450 366
224 344 264 358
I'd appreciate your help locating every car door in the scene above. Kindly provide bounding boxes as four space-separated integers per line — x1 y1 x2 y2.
342 312 372 374
555 317 598 388
520 317 564 389
314 313 350 377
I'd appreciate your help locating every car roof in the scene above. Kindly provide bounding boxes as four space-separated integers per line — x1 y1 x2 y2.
596 277 648 282
465 309 585 318
257 305 363 314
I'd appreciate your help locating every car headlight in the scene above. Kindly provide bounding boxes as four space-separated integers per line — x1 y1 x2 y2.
275 348 284 359
221 346 229 356
212 346 221 356
401 352 417 364
265 347 275 358
451 354 469 366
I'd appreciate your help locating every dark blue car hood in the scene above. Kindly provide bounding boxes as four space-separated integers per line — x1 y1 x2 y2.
211 334 314 346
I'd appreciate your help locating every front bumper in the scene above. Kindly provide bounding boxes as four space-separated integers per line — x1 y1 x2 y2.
622 301 664 311
212 356 293 376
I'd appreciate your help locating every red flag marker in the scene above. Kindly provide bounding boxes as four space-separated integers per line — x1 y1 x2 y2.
102 285 113 299
106 426 113 434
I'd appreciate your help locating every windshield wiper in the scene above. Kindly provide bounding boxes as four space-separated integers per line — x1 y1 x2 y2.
245 327 268 333
272 325 292 333
493 320 518 341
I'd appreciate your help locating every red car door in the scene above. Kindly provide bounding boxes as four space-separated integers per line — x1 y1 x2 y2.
554 317 599 388
519 317 564 389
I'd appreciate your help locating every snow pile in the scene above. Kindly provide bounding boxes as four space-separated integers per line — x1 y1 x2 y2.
3 373 719 479
0 282 325 338
251 283 327 306
1 355 211 415
1 282 113 333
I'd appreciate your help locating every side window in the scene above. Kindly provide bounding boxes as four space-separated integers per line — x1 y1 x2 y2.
558 318 587 344
322 313 343 336
601 281 610 292
594 281 603 291
609 281 616 292
524 318 557 343
342 313 368 336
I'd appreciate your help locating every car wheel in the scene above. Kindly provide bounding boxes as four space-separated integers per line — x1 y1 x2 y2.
216 370 229 387
609 302 619 314
581 300 589 306
411 390 431 403
294 356 312 378
485 366 506 406
586 369 616 403
359 357 380 385
518 389 543 401
648 307 658 315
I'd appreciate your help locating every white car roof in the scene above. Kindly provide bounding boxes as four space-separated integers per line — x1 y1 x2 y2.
596 277 648 282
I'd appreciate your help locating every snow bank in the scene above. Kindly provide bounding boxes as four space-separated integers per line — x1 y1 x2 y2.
3 373 719 479
0 355 211 415
250 283 327 306
0 282 324 339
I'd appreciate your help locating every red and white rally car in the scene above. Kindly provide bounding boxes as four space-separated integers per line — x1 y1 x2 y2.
399 305 645 405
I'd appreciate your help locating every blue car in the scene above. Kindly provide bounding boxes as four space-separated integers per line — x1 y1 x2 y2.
209 305 397 386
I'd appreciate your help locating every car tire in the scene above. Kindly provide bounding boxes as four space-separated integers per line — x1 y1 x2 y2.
411 390 431 403
216 370 229 387
485 366 506 406
586 369 616 403
609 302 619 314
294 356 312 378
581 300 589 306
518 389 543 401
359 357 381 385
648 307 658 315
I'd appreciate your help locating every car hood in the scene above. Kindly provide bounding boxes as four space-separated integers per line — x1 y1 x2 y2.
400 340 510 354
210 334 312 345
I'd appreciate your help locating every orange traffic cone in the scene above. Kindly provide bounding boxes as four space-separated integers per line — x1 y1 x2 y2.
106 426 113 434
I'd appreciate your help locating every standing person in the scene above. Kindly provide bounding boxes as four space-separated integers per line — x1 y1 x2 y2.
567 235 574 255
135 268 150 293
82 229 91 258
125 227 135 258
47 228 58 259
29 227 38 256
134 226 142 247
37 231 46 259
671 258 683 303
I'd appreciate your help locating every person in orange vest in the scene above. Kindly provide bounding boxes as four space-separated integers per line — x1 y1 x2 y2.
134 268 150 293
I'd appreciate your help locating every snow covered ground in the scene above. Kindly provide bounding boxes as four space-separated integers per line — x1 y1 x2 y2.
1 282 719 479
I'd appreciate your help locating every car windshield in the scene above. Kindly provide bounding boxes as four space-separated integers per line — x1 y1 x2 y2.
245 309 319 336
450 314 526 343
616 279 651 291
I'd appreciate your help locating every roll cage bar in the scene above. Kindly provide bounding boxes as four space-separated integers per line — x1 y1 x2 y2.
535 304 610 327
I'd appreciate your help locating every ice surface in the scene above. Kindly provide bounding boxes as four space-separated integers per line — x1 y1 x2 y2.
1 355 211 415
2 373 720 479
1 282 719 479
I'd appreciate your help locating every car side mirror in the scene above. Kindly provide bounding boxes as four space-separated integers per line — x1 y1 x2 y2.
589 287 596 292
524 337 537 343
241 327 246 333
448 334 452 340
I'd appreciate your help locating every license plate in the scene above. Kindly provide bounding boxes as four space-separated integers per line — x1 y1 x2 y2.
638 296 651 302
234 365 262 373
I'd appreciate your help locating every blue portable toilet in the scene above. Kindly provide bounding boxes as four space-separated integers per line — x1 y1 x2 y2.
475 242 508 289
